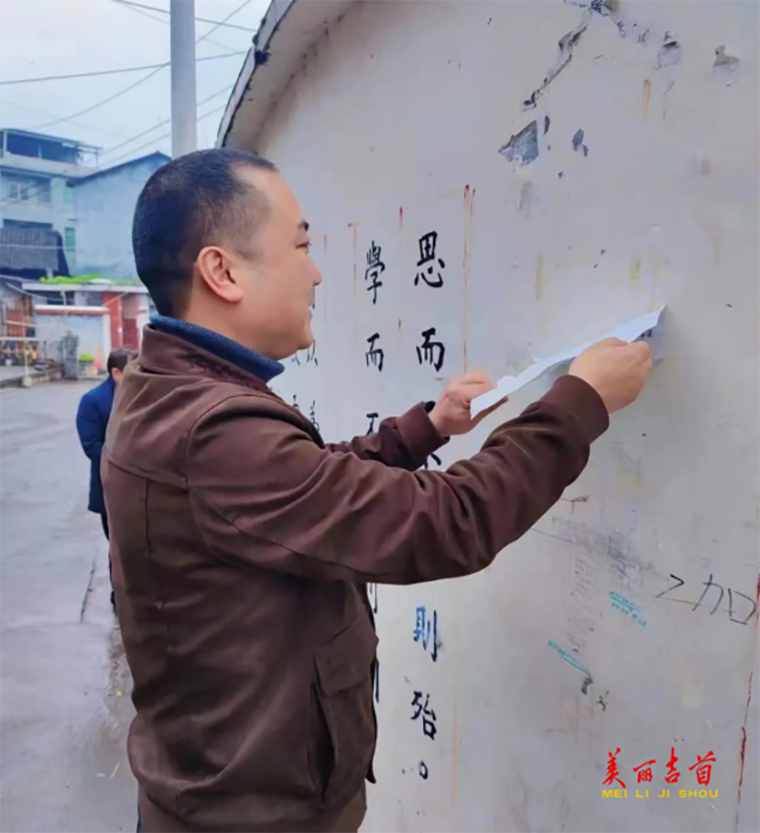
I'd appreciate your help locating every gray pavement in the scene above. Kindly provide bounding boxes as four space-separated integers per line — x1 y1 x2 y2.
1 381 136 833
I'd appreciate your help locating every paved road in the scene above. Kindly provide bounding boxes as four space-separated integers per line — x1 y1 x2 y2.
1 381 136 833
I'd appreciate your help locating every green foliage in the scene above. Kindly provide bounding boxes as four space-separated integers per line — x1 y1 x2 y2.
79 353 95 363
39 273 141 286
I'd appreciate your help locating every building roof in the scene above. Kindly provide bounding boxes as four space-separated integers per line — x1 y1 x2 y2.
71 151 171 186
21 279 149 294
0 127 100 152
217 0 353 151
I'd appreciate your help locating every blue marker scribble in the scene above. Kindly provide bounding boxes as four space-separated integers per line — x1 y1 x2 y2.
547 640 590 675
609 591 647 628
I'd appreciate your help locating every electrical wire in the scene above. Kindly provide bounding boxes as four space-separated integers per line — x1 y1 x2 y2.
86 84 232 160
108 0 243 57
0 98 230 207
30 0 251 132
0 98 127 140
1 52 246 86
111 0 256 31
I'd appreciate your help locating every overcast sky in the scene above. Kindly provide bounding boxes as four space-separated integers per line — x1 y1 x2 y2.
0 0 270 166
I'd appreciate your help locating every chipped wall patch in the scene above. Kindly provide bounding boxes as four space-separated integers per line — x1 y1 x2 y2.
713 45 739 85
655 32 681 69
572 128 589 156
499 120 539 165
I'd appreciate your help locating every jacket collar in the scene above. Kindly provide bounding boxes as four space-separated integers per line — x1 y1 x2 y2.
138 325 278 393
151 316 284 384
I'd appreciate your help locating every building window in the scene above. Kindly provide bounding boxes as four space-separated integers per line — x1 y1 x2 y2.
63 184 75 207
1 173 51 203
64 227 76 251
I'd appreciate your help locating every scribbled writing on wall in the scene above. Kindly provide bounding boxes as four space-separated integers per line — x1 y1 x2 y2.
291 338 318 366
309 401 319 431
365 241 385 304
291 394 300 412
417 327 446 372
411 691 437 740
413 605 440 662
656 573 757 625
366 333 384 371
547 639 591 674
414 232 445 288
609 591 647 628
423 452 442 470
367 582 379 615
366 582 380 704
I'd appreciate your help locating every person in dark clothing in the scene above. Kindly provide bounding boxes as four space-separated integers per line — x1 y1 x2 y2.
104 149 652 833
76 346 137 611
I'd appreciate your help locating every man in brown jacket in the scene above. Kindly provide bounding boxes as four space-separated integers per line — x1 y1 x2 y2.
103 149 651 833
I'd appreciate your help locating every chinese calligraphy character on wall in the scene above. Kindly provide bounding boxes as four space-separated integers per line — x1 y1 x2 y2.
414 231 445 288
411 691 437 740
365 241 385 305
417 327 445 372
366 412 379 435
413 605 440 662
366 333 384 372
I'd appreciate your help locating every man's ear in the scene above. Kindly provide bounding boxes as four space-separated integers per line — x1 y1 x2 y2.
196 245 244 304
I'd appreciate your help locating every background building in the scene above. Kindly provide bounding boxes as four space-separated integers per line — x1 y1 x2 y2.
71 151 169 279
1 130 165 368
1 128 168 280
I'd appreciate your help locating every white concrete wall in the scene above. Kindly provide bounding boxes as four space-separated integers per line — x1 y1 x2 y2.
246 2 758 831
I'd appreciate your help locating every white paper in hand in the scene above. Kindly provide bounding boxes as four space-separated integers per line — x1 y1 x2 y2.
471 306 665 418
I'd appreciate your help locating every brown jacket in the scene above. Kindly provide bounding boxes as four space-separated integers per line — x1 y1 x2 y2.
103 326 608 832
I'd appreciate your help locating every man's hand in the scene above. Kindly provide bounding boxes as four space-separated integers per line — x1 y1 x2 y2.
428 371 506 438
569 337 652 414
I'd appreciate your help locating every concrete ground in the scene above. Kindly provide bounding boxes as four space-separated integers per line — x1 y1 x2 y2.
0 366 28 383
1 381 136 832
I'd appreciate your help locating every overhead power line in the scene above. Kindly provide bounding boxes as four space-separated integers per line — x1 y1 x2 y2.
95 85 233 160
0 94 231 208
111 0 256 31
108 0 241 56
30 0 251 131
1 52 246 86
0 98 127 140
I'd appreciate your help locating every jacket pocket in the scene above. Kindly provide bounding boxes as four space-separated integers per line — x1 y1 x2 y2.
313 613 378 804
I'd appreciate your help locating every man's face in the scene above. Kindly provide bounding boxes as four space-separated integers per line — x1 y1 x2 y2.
232 169 322 360
111 367 123 385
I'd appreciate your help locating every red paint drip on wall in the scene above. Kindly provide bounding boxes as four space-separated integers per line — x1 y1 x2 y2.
736 670 753 828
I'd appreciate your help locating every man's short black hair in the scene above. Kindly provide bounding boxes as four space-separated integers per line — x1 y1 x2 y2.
107 347 138 376
132 148 277 317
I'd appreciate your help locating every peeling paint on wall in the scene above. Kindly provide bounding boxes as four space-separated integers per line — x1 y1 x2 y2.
522 13 591 110
655 32 681 69
572 128 589 156
713 45 740 85
641 79 652 119
499 120 539 165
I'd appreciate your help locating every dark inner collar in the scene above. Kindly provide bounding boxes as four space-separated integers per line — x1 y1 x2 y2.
151 316 285 384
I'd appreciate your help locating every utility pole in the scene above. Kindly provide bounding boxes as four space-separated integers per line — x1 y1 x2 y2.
170 0 197 158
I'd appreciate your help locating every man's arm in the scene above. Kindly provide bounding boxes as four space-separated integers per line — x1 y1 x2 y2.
325 403 445 471
76 395 106 462
188 375 608 585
